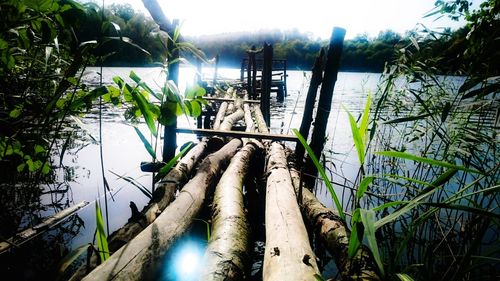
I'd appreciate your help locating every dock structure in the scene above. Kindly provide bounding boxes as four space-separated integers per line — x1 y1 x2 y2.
70 26 380 281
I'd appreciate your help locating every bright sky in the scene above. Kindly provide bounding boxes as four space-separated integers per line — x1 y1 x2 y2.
107 0 479 39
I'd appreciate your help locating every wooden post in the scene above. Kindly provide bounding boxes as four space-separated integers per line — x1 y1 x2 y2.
304 27 346 187
240 59 245 82
261 43 272 128
213 54 219 86
283 59 288 97
251 47 257 100
247 52 252 97
295 49 325 165
163 19 180 163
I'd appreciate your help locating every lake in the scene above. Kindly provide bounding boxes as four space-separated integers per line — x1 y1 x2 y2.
3 66 381 280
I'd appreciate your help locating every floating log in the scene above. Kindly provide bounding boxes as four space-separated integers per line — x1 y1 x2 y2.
69 141 209 280
0 201 89 254
263 142 320 280
175 128 297 142
200 142 261 280
81 139 242 281
289 167 381 281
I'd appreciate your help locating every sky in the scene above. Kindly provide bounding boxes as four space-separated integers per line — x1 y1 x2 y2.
104 0 479 39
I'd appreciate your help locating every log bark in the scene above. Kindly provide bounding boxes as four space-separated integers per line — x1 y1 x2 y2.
213 102 228 130
200 142 261 280
288 167 381 281
253 105 269 134
81 139 242 281
263 142 320 280
69 141 209 280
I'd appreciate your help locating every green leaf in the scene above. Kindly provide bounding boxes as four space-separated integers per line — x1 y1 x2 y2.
0 38 7 50
382 113 433 124
345 106 365 165
185 84 206 99
9 108 22 118
154 142 193 183
133 127 156 160
396 273 414 281
129 71 162 101
359 94 371 143
375 151 482 174
348 208 362 258
372 201 407 212
293 129 345 221
109 170 152 199
128 84 157 137
34 144 45 155
313 274 326 281
17 163 26 172
95 201 110 261
360 209 385 276
41 162 50 175
356 176 374 200
189 100 201 117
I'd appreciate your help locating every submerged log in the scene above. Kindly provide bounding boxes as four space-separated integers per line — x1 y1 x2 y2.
82 139 242 281
288 167 381 281
200 142 261 280
263 142 320 280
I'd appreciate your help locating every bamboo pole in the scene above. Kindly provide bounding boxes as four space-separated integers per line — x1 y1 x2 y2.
81 139 242 281
199 142 261 280
288 167 381 281
263 142 320 280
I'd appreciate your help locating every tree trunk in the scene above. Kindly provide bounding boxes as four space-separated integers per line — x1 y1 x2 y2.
263 142 320 280
200 142 261 280
81 139 242 281
213 102 228 130
288 167 381 281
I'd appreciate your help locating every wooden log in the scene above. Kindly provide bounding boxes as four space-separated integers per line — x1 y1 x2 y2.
0 201 89 253
288 167 381 281
295 49 325 165
263 142 320 280
175 128 298 142
81 139 242 281
253 105 269 134
213 102 228 130
68 141 209 280
219 106 244 131
200 142 261 280
305 27 345 187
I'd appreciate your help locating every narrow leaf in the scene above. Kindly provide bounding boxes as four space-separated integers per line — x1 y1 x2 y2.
356 176 374 200
133 127 156 160
293 128 345 221
359 94 371 143
128 84 157 137
345 106 365 165
95 201 110 261
154 142 193 183
360 209 385 276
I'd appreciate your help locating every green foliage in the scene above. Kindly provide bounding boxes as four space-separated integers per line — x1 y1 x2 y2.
95 201 110 262
293 129 345 221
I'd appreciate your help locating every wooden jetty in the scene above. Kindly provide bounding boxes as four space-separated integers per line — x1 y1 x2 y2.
67 2 381 279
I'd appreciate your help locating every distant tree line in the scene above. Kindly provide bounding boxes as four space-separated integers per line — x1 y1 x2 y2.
87 3 473 73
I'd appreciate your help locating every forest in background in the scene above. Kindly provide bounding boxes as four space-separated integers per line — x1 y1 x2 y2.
90 3 470 73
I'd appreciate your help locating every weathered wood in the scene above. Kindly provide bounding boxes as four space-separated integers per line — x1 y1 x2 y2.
305 27 346 187
68 141 209 281
263 142 320 280
260 44 273 127
203 97 260 104
289 167 381 281
295 48 325 165
200 142 261 280
175 128 297 142
213 102 228 130
253 105 270 134
82 139 242 281
0 201 89 253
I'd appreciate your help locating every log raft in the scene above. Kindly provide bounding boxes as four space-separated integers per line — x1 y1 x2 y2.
68 22 382 281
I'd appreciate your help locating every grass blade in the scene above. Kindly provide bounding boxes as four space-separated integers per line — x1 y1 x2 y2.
356 176 374 200
293 128 345 221
133 127 156 160
154 142 193 183
396 273 414 281
359 94 371 143
348 208 362 258
375 151 482 174
109 170 152 199
95 201 110 262
360 209 385 277
344 106 365 165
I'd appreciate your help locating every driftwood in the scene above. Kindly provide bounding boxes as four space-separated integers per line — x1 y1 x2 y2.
263 142 320 280
200 142 261 280
288 167 381 281
68 141 208 280
0 201 89 253
81 139 242 281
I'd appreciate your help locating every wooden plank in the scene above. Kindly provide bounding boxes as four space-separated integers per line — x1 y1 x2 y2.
203 97 260 104
175 128 298 142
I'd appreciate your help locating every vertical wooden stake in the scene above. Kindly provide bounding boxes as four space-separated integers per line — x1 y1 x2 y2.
304 27 346 187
